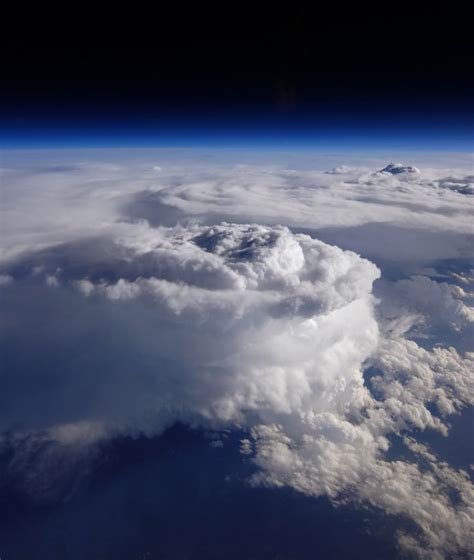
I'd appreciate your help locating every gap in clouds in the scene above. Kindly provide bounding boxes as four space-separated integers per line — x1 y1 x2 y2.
0 425 404 560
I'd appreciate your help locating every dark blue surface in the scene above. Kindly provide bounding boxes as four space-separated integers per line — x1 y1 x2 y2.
0 425 404 560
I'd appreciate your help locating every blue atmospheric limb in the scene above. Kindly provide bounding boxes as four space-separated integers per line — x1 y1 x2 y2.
1 108 473 151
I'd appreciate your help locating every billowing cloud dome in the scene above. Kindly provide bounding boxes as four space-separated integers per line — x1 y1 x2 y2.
380 162 420 174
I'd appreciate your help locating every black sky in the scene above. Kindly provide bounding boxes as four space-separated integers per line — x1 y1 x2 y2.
1 3 472 122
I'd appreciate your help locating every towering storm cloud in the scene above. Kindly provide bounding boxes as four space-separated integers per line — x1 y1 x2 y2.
0 222 380 433
1 152 473 558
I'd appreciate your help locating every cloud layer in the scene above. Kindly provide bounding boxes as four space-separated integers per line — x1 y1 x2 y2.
1 152 473 263
1 151 473 558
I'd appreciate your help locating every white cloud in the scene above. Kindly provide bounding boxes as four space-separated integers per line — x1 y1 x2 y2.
380 162 420 174
1 150 473 557
0 274 13 286
247 419 474 560
1 153 473 264
45 274 59 287
370 338 474 431
0 222 381 431
378 275 474 329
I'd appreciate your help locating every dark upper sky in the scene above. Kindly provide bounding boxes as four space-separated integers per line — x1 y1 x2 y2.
1 2 472 145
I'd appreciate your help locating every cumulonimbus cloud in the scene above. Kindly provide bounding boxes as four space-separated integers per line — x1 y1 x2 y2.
0 222 380 432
